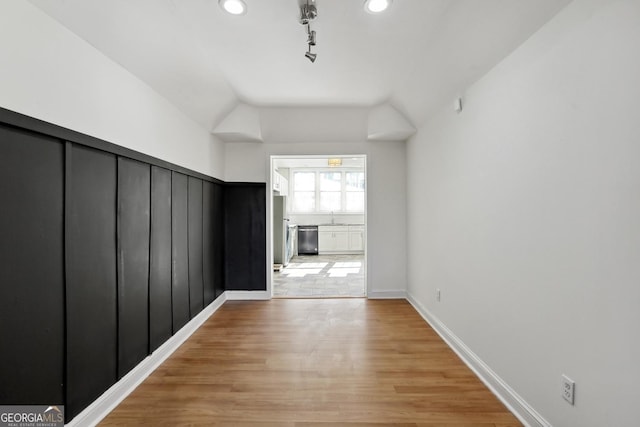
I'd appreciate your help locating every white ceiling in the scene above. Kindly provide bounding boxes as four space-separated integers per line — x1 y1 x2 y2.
29 0 571 132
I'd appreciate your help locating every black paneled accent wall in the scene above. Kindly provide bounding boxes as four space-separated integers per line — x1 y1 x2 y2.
0 125 64 405
225 184 267 291
0 107 266 423
212 183 226 298
202 181 216 304
117 158 151 379
171 172 190 332
149 166 173 352
188 177 204 317
66 144 118 419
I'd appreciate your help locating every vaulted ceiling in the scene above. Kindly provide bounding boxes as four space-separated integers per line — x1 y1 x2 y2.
29 0 571 133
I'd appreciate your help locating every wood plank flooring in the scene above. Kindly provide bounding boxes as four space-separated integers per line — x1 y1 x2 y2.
100 299 522 426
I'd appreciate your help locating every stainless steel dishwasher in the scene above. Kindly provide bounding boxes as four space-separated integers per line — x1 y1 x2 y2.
297 225 318 255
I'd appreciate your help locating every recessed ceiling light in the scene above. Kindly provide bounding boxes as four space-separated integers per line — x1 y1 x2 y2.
364 0 392 14
364 0 391 14
219 0 247 15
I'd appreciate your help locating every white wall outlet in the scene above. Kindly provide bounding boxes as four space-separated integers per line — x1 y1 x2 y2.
562 374 575 405
436 288 441 302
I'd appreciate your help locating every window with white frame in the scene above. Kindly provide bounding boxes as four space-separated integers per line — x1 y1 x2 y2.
345 171 365 212
319 172 341 211
291 170 365 213
292 171 315 212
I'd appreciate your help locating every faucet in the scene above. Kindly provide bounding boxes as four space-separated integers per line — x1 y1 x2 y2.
331 211 335 224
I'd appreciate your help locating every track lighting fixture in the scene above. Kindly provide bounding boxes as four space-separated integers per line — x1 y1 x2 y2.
300 0 318 62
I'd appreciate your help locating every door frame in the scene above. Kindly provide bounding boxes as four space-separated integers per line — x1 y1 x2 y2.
267 154 368 298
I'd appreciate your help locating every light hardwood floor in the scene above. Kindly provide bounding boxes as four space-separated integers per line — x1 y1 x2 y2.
100 299 522 426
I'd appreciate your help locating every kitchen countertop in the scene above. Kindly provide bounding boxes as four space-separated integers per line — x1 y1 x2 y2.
291 223 365 227
312 223 364 226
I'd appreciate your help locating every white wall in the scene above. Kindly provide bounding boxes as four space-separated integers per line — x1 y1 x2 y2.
226 141 407 298
0 1 224 179
406 1 640 426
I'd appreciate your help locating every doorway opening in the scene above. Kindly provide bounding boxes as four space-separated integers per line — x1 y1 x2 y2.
270 155 367 298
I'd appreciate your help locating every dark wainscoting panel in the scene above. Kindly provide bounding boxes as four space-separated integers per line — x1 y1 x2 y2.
117 158 151 378
149 166 173 352
0 125 64 405
65 144 117 420
202 181 215 305
213 183 225 298
171 172 190 332
224 184 266 291
188 177 204 317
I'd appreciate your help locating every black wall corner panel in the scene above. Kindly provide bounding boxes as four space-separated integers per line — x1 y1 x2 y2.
224 184 266 291
117 158 151 378
202 181 215 305
149 166 173 352
188 177 204 317
66 144 117 420
171 172 190 332
0 125 64 405
213 183 225 298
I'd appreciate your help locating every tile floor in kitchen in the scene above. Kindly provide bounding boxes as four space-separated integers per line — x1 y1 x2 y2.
273 254 365 298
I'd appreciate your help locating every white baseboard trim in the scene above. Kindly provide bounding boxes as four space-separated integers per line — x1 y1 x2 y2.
224 290 271 300
405 292 551 427
367 289 407 299
66 293 227 427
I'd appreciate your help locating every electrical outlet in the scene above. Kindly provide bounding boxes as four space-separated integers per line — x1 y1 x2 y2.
562 374 575 405
436 288 441 302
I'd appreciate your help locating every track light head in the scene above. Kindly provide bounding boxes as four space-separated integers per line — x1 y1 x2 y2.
308 30 316 46
305 51 317 63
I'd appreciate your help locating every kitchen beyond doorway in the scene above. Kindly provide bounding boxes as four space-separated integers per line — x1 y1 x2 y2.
273 254 365 297
270 155 367 298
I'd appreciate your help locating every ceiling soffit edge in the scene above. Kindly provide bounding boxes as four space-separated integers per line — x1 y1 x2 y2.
213 102 415 143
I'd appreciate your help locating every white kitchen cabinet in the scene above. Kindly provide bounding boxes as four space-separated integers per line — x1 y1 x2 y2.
279 175 288 196
272 171 288 196
348 225 365 251
318 230 332 252
318 225 349 253
318 225 363 253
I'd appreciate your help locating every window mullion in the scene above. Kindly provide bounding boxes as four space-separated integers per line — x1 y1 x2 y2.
341 171 346 213
316 171 320 214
